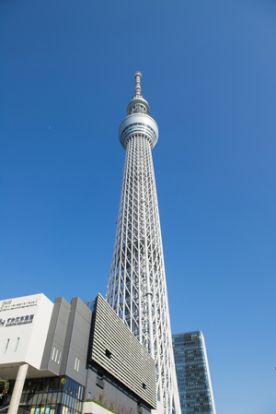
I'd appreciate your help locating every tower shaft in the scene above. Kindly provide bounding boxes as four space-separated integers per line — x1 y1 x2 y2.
107 73 180 414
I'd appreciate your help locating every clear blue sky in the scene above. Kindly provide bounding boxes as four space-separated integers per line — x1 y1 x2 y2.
1 0 275 412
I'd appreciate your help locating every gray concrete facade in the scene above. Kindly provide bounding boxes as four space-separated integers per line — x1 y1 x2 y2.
41 297 71 376
41 296 92 386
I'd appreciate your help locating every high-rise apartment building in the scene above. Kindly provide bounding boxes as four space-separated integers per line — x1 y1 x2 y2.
173 332 216 414
107 72 181 414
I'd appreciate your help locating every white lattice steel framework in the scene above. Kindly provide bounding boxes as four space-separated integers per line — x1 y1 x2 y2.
107 72 181 414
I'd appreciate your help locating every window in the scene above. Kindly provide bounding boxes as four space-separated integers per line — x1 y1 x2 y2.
5 338 10 352
137 402 143 414
14 337 20 352
142 383 147 390
77 385 82 400
51 346 62 364
74 357 80 372
105 349 112 359
96 371 104 389
57 350 62 364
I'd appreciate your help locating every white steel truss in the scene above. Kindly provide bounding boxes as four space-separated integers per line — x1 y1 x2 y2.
107 72 181 414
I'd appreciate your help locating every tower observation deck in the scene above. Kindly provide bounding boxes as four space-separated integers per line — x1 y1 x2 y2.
107 72 181 414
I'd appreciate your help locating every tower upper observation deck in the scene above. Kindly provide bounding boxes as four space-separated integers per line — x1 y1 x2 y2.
119 72 159 149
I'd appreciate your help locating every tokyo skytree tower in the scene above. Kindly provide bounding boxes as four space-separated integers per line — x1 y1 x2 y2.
107 72 181 414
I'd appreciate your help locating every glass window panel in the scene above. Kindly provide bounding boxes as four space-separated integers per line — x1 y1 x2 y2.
40 393 48 405
52 393 58 404
57 392 63 404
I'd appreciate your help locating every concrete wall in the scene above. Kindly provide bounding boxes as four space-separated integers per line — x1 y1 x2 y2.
62 297 92 386
41 297 71 375
41 296 92 385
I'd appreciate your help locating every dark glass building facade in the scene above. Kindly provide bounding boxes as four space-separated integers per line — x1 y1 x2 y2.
173 332 216 414
7 376 83 414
